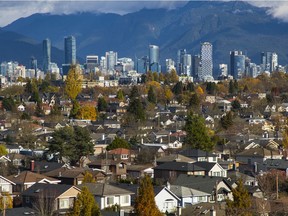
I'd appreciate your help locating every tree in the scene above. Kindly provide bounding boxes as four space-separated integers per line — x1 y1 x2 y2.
226 180 252 216
83 171 96 183
76 105 97 121
183 112 215 152
0 145 8 156
116 89 124 101
220 111 234 130
2 97 16 112
64 65 82 100
231 99 241 110
170 69 179 83
0 192 13 213
70 186 100 216
97 97 108 112
172 82 183 95
148 86 157 104
106 137 130 151
48 126 94 166
189 93 200 108
127 98 145 122
134 175 162 216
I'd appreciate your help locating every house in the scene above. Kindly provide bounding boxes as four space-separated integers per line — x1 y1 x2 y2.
88 159 127 180
154 186 180 213
126 164 154 179
7 171 60 193
179 149 219 163
174 174 233 202
193 162 227 177
22 183 80 214
169 184 210 207
156 154 195 165
77 183 134 210
153 162 206 183
43 167 104 185
108 148 136 162
235 147 282 165
0 175 15 195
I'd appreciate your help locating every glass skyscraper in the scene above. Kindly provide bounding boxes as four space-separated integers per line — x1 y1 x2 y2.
42 38 51 73
230 51 245 79
149 45 160 72
64 36 76 65
200 42 213 81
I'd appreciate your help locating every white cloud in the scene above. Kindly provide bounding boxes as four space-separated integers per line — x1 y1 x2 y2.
1 0 288 27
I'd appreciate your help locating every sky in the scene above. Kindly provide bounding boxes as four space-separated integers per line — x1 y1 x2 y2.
0 0 288 27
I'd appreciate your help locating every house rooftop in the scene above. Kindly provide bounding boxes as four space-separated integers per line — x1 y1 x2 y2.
77 183 134 196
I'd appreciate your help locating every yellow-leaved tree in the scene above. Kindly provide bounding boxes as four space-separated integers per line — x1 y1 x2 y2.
76 105 97 121
134 175 163 216
64 65 82 100
0 192 13 212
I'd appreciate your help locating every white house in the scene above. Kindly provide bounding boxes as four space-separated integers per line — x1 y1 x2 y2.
77 183 134 210
193 162 227 177
0 175 15 194
154 186 180 213
169 184 210 207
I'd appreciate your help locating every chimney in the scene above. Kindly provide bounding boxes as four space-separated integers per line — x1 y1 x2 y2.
30 160 35 172
254 162 258 173
59 172 62 177
102 134 105 141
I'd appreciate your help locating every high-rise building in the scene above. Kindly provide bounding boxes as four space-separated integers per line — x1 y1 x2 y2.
30 56 38 77
85 55 98 73
137 56 149 74
230 51 245 79
219 64 228 77
42 38 51 73
183 54 192 76
261 52 278 72
192 55 201 79
200 42 213 81
149 45 160 72
105 51 118 72
64 36 76 65
166 58 175 73
177 49 186 75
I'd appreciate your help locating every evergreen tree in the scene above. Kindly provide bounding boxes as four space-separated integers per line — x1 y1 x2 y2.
0 145 8 156
106 137 130 151
189 93 200 108
127 98 145 122
70 186 100 216
187 82 195 92
83 171 96 183
172 82 183 95
231 99 241 110
183 112 215 152
229 80 235 95
97 97 108 112
134 175 162 216
48 126 94 166
220 111 234 130
116 89 124 101
129 85 140 99
148 86 157 104
226 180 252 216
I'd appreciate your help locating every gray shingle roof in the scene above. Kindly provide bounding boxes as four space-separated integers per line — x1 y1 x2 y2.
77 183 134 196
153 162 204 172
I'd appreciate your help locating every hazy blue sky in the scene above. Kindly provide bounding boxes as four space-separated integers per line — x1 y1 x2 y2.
0 1 287 27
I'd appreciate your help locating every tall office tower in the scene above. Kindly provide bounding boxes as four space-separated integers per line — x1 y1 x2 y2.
183 54 192 76
42 38 51 73
64 35 76 65
85 55 98 73
137 56 149 73
200 42 213 81
219 64 228 77
149 45 160 72
30 56 38 77
166 58 175 73
177 49 187 75
118 58 134 73
192 55 201 79
105 51 118 72
271 52 278 72
230 51 245 79
261 52 278 72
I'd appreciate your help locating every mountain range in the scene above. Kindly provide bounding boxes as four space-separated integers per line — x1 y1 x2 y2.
1 1 288 71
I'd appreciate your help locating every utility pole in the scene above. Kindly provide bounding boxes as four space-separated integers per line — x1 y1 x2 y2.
276 172 279 200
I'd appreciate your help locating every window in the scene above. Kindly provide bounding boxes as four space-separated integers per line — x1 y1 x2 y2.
59 198 69 209
198 196 204 202
107 197 114 205
121 195 129 204
121 154 128 159
0 185 9 192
